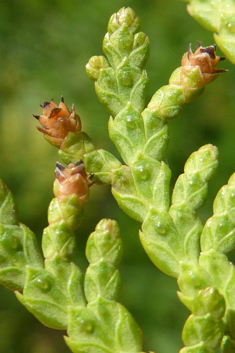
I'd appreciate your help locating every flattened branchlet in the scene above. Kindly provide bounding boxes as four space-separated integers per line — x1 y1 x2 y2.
1 5 235 353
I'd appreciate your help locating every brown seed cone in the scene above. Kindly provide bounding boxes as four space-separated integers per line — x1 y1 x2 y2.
34 97 81 148
54 161 89 205
181 44 226 85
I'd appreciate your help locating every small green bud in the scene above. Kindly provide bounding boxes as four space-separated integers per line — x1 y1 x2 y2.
104 13 141 67
107 7 141 35
85 56 110 81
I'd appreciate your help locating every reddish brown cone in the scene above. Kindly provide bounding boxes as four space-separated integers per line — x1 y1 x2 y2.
34 97 81 148
181 44 226 85
54 161 89 205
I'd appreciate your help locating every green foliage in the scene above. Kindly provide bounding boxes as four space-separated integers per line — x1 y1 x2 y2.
0 173 143 351
0 180 43 291
180 288 225 353
1 2 235 353
201 173 235 254
66 220 143 353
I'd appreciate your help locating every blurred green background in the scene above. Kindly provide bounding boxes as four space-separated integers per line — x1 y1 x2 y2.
0 0 235 352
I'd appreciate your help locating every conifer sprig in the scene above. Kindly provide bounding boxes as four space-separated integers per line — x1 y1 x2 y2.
35 8 229 352
0 5 234 353
0 165 143 352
